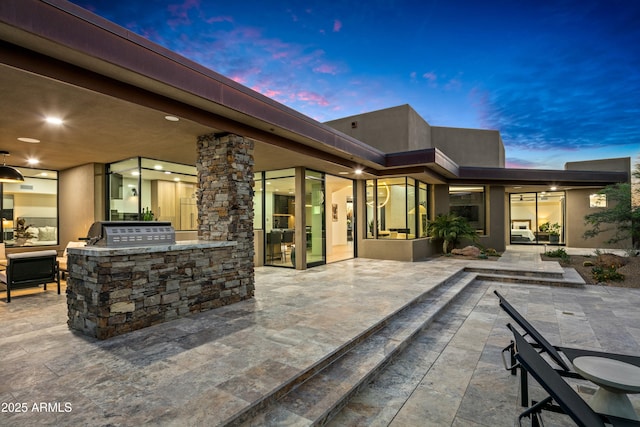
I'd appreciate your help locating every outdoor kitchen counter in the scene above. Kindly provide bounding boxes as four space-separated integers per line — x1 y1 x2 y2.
67 240 236 256
66 239 253 340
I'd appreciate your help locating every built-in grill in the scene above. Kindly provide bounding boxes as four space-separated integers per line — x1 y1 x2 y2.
84 221 176 247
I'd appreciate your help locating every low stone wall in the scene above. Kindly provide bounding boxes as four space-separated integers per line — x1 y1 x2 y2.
66 241 252 339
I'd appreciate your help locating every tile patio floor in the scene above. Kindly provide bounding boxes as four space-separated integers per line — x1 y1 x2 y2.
1 247 639 426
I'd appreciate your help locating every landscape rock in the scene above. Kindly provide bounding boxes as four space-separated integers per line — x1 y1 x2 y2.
452 246 481 257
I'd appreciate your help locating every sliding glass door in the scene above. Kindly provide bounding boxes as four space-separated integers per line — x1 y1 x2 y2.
305 170 325 267
509 191 565 245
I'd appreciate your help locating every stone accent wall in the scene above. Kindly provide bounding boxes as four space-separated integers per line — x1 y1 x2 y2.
67 243 238 339
67 132 256 340
197 132 255 298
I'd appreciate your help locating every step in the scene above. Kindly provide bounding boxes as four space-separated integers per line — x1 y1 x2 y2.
464 266 564 279
328 281 491 426
473 272 585 287
231 271 477 426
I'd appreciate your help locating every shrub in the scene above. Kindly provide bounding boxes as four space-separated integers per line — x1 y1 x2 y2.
591 265 624 282
426 214 478 254
484 248 500 257
544 247 570 264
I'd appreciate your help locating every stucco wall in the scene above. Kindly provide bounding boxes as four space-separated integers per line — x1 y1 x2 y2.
431 127 504 167
325 105 430 153
358 238 437 261
325 105 505 168
565 157 631 176
485 186 506 251
59 163 101 249
566 188 632 249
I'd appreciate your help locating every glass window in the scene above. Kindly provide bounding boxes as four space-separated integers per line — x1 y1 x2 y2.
449 186 485 234
264 169 295 267
2 169 58 247
366 180 376 238
407 178 416 239
509 191 565 245
366 178 427 240
590 193 607 208
253 172 263 229
305 170 325 267
418 182 429 237
106 157 197 230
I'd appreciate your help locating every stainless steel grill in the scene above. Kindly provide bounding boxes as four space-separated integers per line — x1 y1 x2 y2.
84 221 176 247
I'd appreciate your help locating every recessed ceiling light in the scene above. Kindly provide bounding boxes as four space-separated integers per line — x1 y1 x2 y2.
164 171 171 175
338 171 350 175
39 172 48 177
18 137 40 143
154 165 163 170
27 158 39 165
550 186 557 191
45 117 64 125
354 169 363 175
173 177 181 182
132 171 140 176
164 115 180 122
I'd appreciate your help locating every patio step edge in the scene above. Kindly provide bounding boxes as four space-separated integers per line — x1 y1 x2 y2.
473 272 585 287
232 271 477 427
221 266 469 427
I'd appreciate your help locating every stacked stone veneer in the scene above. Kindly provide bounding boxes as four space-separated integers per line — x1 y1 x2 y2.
67 242 238 339
197 132 255 298
67 132 255 339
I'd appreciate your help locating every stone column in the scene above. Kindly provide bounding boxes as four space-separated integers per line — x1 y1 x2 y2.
197 132 255 299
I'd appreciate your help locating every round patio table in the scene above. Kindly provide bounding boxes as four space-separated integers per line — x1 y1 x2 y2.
572 356 640 420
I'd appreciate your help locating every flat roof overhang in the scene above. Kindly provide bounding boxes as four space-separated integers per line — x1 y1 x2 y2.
454 167 629 187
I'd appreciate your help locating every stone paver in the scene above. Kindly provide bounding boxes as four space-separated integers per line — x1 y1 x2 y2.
1 247 639 426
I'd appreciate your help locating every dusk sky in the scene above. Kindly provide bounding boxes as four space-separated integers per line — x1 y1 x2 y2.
70 0 640 170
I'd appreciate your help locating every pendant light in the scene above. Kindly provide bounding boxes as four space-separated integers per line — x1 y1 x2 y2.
0 151 25 183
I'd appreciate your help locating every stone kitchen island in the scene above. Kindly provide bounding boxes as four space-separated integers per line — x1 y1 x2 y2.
66 240 253 339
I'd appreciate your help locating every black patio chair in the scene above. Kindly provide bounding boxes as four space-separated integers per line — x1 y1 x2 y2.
494 290 640 406
510 324 640 427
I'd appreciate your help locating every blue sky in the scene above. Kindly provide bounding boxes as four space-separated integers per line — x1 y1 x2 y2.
70 0 640 170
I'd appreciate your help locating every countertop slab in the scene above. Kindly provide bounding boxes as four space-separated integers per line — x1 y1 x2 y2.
67 240 237 256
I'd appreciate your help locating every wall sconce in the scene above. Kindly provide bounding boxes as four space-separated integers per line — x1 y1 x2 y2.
131 188 138 197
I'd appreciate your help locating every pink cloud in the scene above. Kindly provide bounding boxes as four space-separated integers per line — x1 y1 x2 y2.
333 19 342 32
262 89 283 98
296 90 330 106
313 64 338 75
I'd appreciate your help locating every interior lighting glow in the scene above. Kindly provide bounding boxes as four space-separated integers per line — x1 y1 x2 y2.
18 137 40 143
354 169 363 175
27 158 40 165
45 117 64 125
164 115 180 122
154 165 163 170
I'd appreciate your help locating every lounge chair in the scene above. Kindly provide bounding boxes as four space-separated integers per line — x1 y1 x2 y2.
494 290 640 406
510 324 640 427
